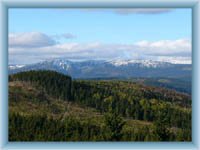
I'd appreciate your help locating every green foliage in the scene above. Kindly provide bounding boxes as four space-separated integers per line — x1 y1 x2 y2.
142 77 191 95
9 112 106 141
9 113 67 141
9 71 191 141
153 110 170 141
104 112 125 141
9 70 72 101
72 80 191 129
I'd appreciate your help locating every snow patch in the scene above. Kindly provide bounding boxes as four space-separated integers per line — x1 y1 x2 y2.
9 65 25 69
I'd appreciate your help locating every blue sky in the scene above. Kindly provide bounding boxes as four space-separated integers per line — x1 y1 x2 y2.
8 8 192 64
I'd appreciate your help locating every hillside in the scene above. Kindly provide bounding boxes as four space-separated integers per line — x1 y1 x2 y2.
131 77 191 95
9 70 191 141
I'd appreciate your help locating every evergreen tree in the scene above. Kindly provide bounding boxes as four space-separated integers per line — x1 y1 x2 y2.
153 110 170 141
104 112 125 141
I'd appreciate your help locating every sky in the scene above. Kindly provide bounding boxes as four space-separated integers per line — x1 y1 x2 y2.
8 8 192 64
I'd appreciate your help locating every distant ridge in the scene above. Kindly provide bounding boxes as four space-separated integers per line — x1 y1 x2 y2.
9 58 192 79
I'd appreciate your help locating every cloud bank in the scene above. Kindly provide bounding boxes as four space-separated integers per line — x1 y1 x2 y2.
9 32 191 64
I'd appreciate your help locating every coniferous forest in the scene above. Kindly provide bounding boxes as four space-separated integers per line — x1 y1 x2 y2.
9 70 191 141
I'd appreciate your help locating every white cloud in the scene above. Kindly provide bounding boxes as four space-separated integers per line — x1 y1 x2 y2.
8 32 191 64
9 32 56 48
53 33 76 40
62 33 76 39
155 56 191 64
114 8 172 15
135 39 191 56
83 8 172 15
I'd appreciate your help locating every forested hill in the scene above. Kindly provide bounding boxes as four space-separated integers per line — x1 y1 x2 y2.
9 70 72 100
9 70 191 141
9 70 191 108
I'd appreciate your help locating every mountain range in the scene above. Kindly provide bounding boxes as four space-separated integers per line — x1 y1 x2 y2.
9 59 192 79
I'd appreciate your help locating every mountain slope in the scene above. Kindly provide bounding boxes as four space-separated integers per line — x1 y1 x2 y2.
9 59 192 79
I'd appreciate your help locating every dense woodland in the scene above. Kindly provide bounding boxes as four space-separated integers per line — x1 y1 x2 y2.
9 70 191 141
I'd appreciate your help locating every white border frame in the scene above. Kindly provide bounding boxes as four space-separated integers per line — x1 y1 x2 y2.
0 0 200 149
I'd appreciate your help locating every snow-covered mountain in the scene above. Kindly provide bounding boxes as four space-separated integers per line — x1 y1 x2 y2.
107 59 172 68
9 59 192 79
